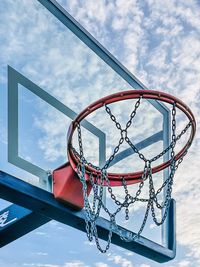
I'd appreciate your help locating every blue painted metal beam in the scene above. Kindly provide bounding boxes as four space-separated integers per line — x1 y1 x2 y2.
0 204 50 247
167 197 176 253
0 171 175 262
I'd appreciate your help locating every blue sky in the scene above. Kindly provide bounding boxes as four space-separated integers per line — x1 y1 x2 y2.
0 0 200 266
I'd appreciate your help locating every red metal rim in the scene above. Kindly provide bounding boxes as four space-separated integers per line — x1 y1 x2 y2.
67 90 196 186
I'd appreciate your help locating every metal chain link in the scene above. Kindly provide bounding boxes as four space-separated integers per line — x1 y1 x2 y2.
72 98 192 252
104 97 143 169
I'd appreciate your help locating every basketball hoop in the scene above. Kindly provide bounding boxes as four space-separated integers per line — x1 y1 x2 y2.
53 90 196 253
68 90 195 185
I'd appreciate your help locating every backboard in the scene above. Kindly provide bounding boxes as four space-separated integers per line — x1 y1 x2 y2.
0 0 175 262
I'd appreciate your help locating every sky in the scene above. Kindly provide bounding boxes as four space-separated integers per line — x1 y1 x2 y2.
0 0 200 267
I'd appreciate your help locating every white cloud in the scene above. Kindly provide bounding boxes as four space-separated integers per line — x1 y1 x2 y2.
177 260 190 267
95 263 110 267
23 261 89 267
36 252 48 256
35 231 48 236
108 254 133 267
124 252 134 257
0 119 7 145
84 240 96 246
63 261 89 267
23 264 59 267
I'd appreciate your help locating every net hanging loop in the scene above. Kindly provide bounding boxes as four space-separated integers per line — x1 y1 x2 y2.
67 90 196 253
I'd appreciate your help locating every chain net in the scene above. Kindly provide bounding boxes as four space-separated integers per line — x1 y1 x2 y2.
71 97 192 253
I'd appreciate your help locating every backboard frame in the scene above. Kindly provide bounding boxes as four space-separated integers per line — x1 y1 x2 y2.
7 65 106 192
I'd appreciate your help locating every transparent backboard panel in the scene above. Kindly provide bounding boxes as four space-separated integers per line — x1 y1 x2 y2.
0 0 189 249
18 85 70 172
